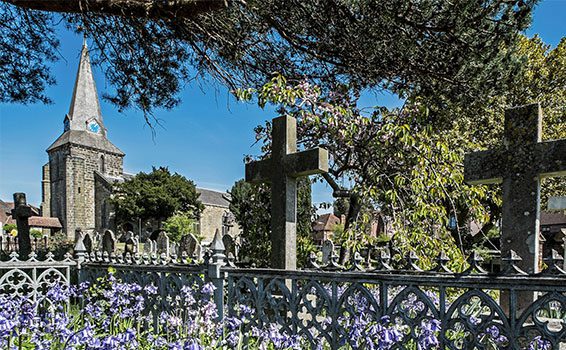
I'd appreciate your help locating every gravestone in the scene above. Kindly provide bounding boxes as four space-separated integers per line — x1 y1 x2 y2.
11 193 33 258
322 239 335 265
83 232 94 253
464 104 566 308
102 230 116 254
179 233 199 257
222 234 236 260
123 231 138 255
143 239 156 254
246 116 329 270
156 230 170 255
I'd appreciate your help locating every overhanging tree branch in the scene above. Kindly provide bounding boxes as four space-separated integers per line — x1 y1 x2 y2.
4 0 225 19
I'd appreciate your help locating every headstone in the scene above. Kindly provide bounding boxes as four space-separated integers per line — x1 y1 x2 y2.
179 233 199 257
11 193 33 258
222 234 236 260
123 231 138 255
143 239 156 254
156 230 170 255
464 104 566 309
246 116 329 270
322 239 335 265
102 230 116 254
83 232 93 252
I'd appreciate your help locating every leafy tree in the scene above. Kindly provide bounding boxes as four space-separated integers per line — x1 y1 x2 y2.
111 167 204 226
229 178 315 268
2 0 536 119
236 34 565 268
162 213 199 243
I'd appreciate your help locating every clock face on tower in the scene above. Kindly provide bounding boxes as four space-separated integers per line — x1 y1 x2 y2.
87 119 101 134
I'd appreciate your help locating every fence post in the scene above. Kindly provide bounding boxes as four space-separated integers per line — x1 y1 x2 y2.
74 229 87 282
207 229 226 320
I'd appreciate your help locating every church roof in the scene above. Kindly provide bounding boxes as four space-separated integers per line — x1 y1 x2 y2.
196 188 231 208
47 41 124 156
67 41 104 133
47 130 125 155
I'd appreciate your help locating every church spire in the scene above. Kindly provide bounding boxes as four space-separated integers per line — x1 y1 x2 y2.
66 40 104 135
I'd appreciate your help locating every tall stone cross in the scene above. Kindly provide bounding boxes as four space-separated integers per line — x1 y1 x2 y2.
11 193 33 258
246 116 329 270
464 103 566 275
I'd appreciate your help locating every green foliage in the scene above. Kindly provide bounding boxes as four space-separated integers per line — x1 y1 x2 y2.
2 223 16 233
30 228 43 238
2 1 535 119
163 213 199 243
229 178 315 268
111 167 204 225
236 33 565 268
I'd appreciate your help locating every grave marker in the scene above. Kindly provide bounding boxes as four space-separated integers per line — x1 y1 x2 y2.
465 104 566 274
156 230 170 255
11 193 32 258
322 239 335 265
465 104 566 310
102 230 116 254
246 116 329 270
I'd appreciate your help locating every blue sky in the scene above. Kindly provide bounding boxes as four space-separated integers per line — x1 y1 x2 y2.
1 1 565 208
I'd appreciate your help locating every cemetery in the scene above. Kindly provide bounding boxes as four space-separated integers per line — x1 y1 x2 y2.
0 0 565 349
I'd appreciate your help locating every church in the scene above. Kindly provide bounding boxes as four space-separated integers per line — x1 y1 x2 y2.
40 42 238 243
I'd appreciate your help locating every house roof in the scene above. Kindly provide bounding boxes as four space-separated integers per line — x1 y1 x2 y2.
541 211 566 226
1 200 40 221
313 213 341 232
28 216 62 229
196 188 231 208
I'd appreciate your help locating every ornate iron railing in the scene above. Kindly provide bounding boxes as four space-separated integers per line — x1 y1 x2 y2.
0 252 76 303
225 248 566 349
75 234 566 349
78 251 209 321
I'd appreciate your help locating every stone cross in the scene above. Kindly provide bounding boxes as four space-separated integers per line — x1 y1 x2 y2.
11 193 32 258
464 104 565 275
246 116 329 270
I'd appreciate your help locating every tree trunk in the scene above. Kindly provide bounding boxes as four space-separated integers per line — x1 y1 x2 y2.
339 193 361 264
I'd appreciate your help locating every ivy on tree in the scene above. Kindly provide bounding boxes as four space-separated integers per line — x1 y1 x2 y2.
111 167 204 228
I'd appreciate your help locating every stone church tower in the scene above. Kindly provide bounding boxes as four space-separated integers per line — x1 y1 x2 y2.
42 42 124 237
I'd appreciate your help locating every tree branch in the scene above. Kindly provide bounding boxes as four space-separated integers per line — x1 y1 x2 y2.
4 0 225 19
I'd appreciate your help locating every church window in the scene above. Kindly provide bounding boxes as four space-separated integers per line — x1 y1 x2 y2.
63 117 70 132
78 187 81 194
99 155 105 174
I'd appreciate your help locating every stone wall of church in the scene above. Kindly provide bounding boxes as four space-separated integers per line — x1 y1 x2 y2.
94 176 113 233
198 205 240 243
49 143 123 238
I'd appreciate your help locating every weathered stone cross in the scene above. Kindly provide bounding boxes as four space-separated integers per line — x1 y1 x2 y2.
465 103 566 275
246 116 329 270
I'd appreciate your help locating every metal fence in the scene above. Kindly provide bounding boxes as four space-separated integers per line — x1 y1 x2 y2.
73 232 566 350
0 252 76 303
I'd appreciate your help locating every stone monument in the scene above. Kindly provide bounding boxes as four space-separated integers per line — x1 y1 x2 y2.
464 103 566 309
11 193 33 258
246 116 329 270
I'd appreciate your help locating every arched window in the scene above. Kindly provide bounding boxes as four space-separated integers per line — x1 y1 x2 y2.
99 155 105 174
